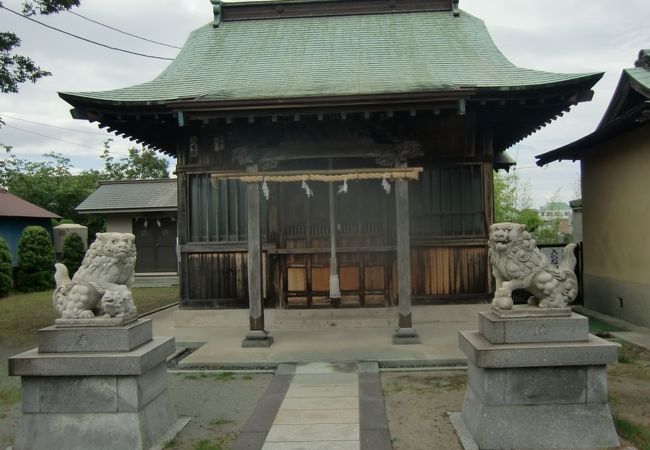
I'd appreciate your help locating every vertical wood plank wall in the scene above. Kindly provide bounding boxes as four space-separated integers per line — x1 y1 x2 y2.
175 114 494 308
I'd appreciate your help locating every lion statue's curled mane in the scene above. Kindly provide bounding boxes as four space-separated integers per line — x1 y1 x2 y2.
53 232 137 319
488 222 578 310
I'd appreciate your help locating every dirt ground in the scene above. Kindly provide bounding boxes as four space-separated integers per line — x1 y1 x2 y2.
381 341 650 450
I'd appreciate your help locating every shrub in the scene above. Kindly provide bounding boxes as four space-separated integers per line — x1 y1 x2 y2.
0 237 12 297
61 233 85 276
15 226 55 292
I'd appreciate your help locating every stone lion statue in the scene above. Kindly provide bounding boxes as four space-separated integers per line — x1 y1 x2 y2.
53 233 137 320
488 223 578 310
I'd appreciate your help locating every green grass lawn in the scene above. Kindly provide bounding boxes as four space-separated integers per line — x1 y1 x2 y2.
0 286 179 350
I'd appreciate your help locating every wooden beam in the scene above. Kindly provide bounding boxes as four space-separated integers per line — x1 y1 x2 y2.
243 165 273 347
393 166 420 344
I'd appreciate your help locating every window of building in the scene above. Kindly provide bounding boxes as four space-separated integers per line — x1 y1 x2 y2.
410 165 484 237
188 174 250 242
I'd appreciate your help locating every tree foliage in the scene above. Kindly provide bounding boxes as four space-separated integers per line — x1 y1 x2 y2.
0 1 79 97
21 0 79 16
0 151 99 222
493 170 542 232
0 237 12 297
0 32 50 94
0 142 170 237
61 233 85 276
15 225 55 292
100 140 169 180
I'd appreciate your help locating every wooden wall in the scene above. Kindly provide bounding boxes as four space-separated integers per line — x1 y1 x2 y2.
175 112 494 308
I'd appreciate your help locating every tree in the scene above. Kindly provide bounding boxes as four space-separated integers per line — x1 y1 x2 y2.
60 233 84 275
0 32 50 95
0 142 170 238
0 1 79 99
100 140 169 180
15 225 55 292
0 150 100 224
493 170 543 229
0 237 12 297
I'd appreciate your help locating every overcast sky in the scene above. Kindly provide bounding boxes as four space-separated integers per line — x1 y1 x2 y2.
0 0 648 208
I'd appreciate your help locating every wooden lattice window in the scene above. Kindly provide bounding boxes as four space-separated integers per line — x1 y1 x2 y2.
410 165 484 237
189 175 248 242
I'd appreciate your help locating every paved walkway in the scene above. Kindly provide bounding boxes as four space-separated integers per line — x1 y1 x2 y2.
232 361 391 450
264 362 360 449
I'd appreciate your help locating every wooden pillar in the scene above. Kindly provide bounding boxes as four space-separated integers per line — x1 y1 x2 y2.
393 164 420 344
242 165 273 347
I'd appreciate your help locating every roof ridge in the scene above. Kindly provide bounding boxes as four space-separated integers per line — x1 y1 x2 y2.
99 178 176 185
635 49 650 70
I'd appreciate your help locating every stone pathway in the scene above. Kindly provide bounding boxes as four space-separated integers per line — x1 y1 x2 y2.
232 361 392 450
263 362 360 449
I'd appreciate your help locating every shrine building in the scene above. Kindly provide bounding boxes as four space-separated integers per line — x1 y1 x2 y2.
60 0 601 345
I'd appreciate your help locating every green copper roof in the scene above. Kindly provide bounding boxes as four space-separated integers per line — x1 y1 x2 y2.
61 10 598 105
626 67 650 93
76 180 177 213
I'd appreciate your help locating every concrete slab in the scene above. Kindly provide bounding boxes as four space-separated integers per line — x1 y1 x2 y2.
286 386 358 398
265 423 359 442
459 330 619 368
273 409 359 425
152 304 490 367
280 396 358 411
263 441 360 450
291 373 358 387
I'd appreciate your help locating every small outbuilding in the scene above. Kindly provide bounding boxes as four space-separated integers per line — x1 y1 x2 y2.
76 179 178 275
537 49 650 327
0 187 60 265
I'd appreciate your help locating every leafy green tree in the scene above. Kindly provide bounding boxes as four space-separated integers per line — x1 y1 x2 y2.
15 225 55 292
100 140 169 180
61 233 85 276
0 32 50 95
518 208 544 233
493 171 543 231
0 237 12 297
0 1 79 104
0 150 100 224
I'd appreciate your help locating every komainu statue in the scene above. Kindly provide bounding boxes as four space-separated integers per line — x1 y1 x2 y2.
53 233 137 320
488 223 578 310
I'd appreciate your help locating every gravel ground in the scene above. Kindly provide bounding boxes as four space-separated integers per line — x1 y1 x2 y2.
0 362 272 450
165 371 273 449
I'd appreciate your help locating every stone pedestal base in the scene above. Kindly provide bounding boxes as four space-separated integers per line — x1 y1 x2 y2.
392 327 420 345
458 308 620 449
9 319 180 450
242 330 274 347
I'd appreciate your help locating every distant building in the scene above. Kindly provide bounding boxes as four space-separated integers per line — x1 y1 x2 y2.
539 201 572 236
0 188 60 265
537 49 650 327
76 180 178 276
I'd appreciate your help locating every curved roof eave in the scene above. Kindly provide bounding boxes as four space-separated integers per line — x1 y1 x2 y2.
60 10 603 110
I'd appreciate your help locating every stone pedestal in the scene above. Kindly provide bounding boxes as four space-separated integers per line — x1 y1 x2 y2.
458 308 620 449
9 319 180 450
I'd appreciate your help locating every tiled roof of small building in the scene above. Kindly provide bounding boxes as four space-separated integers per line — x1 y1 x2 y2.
76 179 177 213
536 49 650 166
60 9 599 105
0 188 61 219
